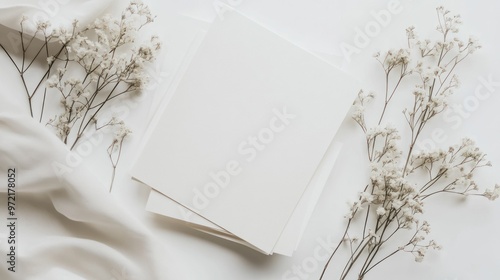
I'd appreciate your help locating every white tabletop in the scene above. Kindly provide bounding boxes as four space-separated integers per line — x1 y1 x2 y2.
3 1 499 279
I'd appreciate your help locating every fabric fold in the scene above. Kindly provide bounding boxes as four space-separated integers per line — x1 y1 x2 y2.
0 114 177 279
0 0 116 36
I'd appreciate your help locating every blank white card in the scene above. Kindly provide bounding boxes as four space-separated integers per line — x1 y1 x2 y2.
132 10 359 254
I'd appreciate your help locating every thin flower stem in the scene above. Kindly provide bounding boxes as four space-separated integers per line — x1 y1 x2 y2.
319 219 353 280
360 208 395 273
378 72 391 126
0 44 21 73
24 32 38 52
71 81 122 149
362 205 371 238
108 137 125 192
40 89 47 123
361 249 399 277
24 41 49 72
89 87 134 109
20 75 34 117
40 37 51 122
109 165 116 192
74 75 102 140
20 31 26 71
29 44 68 96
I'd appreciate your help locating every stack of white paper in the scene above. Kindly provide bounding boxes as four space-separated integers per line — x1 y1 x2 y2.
132 10 359 256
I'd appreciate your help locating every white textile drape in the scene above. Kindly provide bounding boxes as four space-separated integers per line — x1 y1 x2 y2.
0 1 180 279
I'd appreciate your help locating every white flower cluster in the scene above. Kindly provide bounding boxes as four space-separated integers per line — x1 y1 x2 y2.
484 184 500 201
352 90 375 132
41 0 160 145
344 6 497 270
409 138 493 200
374 48 411 74
400 221 442 262
436 6 462 34
1 1 159 192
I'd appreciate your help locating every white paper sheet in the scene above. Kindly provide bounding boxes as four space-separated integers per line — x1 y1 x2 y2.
132 10 359 254
145 141 343 255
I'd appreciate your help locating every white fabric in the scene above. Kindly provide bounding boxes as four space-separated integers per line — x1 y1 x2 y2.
0 114 177 280
0 0 115 35
1 1 500 280
0 1 180 279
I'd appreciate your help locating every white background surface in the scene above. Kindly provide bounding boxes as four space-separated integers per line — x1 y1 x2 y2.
118 0 500 279
2 0 499 279
121 0 500 279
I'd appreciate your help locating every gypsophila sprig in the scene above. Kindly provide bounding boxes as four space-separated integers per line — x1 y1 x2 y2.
0 1 161 191
320 7 496 280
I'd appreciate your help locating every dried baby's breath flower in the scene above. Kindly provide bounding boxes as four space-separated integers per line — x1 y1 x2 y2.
320 7 497 280
0 1 160 192
484 185 500 201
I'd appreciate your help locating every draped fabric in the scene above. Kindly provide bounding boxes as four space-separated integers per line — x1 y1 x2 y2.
0 1 180 279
